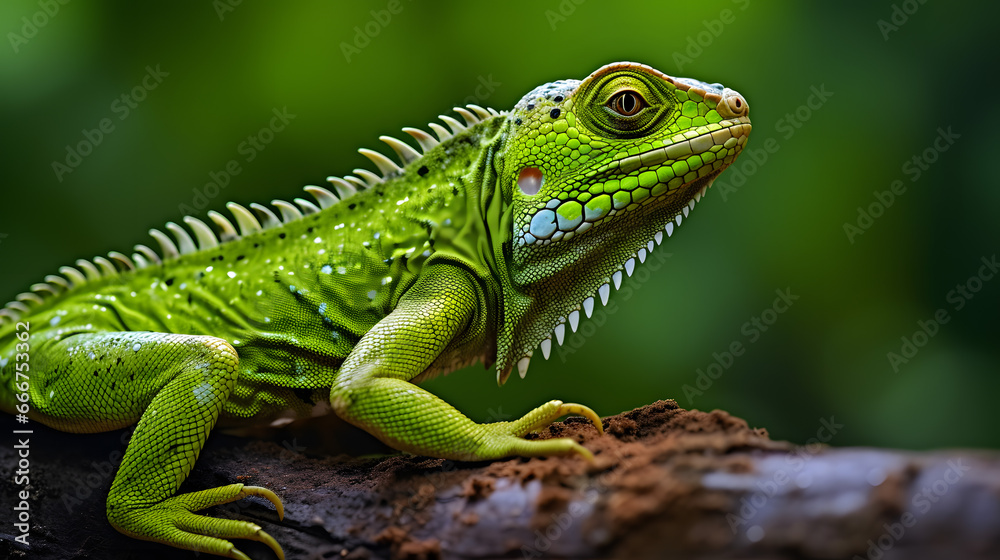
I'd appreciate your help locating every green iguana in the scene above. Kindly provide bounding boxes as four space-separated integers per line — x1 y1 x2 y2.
0 62 750 559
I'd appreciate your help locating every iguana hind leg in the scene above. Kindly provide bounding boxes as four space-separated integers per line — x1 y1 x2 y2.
30 331 284 560
330 265 603 462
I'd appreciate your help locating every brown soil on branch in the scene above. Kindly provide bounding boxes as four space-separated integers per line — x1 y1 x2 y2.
3 401 998 559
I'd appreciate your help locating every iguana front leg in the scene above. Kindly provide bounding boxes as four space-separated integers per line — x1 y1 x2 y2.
30 332 284 560
330 264 603 461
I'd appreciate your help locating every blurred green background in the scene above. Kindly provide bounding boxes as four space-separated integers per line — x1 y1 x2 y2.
1 1 996 450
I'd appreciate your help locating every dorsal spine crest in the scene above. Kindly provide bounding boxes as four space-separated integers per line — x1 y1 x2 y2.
0 104 504 324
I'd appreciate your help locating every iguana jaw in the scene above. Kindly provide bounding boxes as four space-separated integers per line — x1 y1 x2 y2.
495 164 735 386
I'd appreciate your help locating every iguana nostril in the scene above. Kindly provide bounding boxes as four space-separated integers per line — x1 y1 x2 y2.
518 167 543 195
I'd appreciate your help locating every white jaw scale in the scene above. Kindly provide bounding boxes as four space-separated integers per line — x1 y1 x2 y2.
510 179 714 380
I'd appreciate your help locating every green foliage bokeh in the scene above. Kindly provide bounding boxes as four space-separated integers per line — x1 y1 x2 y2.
1 1 996 449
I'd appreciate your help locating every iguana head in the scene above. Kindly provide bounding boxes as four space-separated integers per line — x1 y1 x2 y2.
493 61 751 383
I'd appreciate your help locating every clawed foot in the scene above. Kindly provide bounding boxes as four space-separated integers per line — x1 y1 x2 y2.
109 484 285 559
479 400 604 462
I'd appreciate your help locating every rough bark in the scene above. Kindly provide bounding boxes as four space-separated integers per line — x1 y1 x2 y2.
2 400 998 559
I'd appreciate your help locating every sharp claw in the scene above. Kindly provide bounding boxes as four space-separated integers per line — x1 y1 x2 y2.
229 547 252 560
242 485 285 520
559 403 605 435
255 529 285 560
235 486 285 559
572 442 596 464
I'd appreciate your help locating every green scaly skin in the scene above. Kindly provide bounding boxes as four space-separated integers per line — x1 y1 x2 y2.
0 62 750 558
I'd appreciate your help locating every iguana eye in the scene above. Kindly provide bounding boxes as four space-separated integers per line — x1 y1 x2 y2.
609 90 645 116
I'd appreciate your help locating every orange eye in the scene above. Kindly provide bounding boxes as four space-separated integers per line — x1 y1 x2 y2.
610 90 645 116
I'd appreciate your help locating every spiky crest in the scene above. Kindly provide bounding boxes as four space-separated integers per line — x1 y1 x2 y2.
0 104 504 325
